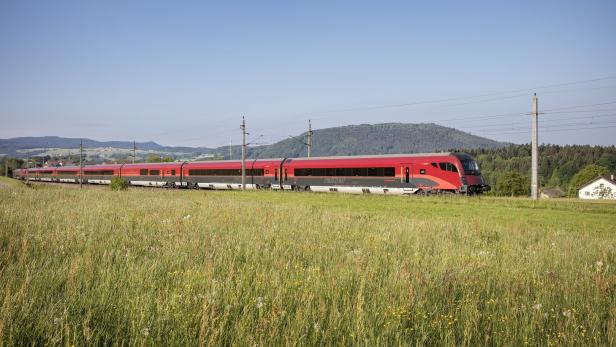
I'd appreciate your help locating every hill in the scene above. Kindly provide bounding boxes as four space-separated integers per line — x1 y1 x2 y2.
247 123 505 158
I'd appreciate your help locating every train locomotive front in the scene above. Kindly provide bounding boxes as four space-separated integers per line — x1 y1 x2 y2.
453 153 490 194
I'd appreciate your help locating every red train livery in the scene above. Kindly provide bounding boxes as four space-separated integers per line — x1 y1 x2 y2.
13 152 490 194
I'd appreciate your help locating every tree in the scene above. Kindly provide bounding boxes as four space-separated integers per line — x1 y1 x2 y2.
597 152 616 171
593 185 614 199
146 155 174 163
495 171 529 197
567 164 609 197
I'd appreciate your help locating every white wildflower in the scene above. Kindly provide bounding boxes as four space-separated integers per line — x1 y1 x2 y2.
551 242 556 247
595 260 604 272
562 310 572 318
142 327 150 337
183 214 191 220
347 249 362 257
256 296 265 309
532 303 542 310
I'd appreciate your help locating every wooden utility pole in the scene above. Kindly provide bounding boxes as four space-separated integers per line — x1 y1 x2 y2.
307 119 313 158
240 116 246 190
80 139 83 189
531 94 539 200
133 141 136 164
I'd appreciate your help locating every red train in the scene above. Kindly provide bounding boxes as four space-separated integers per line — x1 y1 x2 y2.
13 152 490 194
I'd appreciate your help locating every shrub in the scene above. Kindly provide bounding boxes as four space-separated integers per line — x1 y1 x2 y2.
110 177 129 191
495 171 529 196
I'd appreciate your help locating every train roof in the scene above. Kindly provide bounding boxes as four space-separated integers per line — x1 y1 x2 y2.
286 152 456 161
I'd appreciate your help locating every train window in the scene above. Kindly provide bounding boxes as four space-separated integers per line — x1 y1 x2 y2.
58 171 78 175
420 169 426 174
274 169 278 181
284 169 288 180
87 170 114 176
171 170 176 176
294 167 395 177
439 163 458 173
431 163 438 168
149 170 160 176
140 169 148 176
188 169 263 176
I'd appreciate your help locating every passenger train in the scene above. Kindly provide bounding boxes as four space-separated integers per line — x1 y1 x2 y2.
13 152 490 195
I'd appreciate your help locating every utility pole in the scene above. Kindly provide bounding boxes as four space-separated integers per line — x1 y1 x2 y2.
531 93 539 200
133 141 136 164
4 160 7 177
79 139 83 189
307 119 313 158
240 116 247 190
229 137 233 160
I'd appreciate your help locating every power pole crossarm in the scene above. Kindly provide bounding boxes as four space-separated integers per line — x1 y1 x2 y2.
241 116 246 190
531 94 539 200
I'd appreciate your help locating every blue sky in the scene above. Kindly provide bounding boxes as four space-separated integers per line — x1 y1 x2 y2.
1 1 615 147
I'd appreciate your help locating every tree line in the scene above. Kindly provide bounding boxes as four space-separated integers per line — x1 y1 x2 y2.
462 144 616 196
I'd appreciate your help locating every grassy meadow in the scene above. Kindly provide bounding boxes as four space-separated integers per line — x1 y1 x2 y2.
0 177 615 346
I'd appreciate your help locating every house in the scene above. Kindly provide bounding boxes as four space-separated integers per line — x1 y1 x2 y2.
541 188 565 199
578 175 616 200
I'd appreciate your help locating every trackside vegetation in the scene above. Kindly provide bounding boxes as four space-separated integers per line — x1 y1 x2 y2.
0 181 615 345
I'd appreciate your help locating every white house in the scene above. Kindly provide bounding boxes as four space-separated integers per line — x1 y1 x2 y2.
578 175 616 200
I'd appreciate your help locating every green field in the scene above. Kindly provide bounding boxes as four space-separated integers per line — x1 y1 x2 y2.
1 178 615 346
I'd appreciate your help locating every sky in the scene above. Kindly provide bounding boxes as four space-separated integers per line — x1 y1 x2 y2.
1 0 615 148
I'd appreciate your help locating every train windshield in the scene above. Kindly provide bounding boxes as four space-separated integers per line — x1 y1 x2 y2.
461 159 481 175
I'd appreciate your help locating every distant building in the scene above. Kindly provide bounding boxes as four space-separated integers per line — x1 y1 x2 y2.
578 175 616 200
541 188 565 199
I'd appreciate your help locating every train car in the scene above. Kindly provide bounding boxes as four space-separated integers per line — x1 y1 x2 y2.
56 166 80 183
281 152 489 194
82 164 121 185
183 159 281 190
121 162 184 187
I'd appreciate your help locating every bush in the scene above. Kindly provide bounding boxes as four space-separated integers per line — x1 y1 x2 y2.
495 171 529 196
110 177 129 191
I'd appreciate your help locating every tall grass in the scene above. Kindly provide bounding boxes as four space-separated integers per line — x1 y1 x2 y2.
0 182 615 346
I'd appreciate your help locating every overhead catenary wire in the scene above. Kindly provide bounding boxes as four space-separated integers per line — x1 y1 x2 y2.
470 124 616 136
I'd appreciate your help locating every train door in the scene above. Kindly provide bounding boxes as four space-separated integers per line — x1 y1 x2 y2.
401 164 413 185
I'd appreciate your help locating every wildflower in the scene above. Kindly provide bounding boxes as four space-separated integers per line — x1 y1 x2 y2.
532 303 542 310
551 242 556 247
183 214 191 221
595 260 604 272
562 310 572 318
256 296 265 309
142 327 150 337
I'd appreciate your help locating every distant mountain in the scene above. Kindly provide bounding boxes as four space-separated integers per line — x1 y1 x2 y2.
0 123 506 160
0 136 216 158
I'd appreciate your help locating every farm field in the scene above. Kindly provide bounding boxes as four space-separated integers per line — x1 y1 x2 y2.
0 178 615 346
